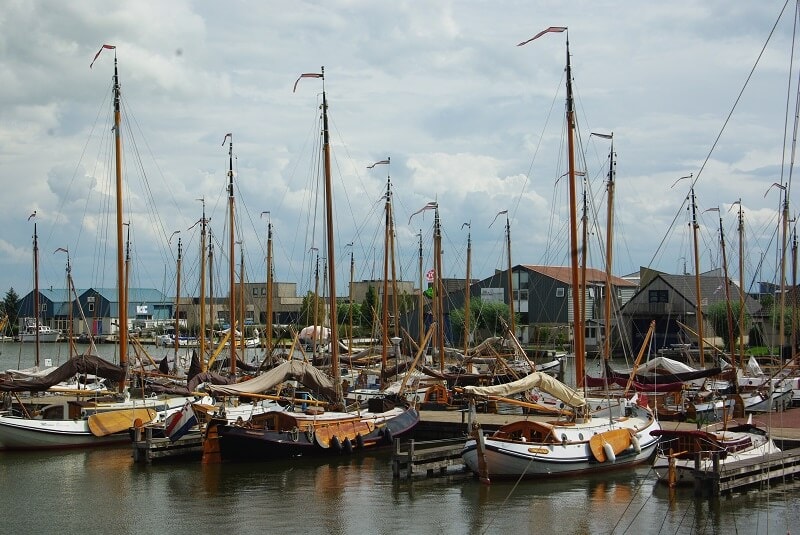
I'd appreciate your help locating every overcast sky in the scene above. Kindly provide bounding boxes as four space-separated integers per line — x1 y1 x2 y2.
0 1 797 301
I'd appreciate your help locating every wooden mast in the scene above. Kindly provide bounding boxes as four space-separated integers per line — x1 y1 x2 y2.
111 50 128 390
296 67 341 402
564 35 584 387
464 222 472 367
593 132 615 363
417 231 424 347
382 175 391 373
199 199 207 369
173 234 182 372
690 186 706 367
32 217 40 367
505 213 515 340
735 199 745 368
265 214 274 358
434 204 445 372
224 133 236 376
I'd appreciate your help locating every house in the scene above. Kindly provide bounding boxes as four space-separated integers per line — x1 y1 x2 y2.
619 268 762 354
445 264 637 347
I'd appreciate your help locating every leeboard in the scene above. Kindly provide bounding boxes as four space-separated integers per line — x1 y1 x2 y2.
589 428 631 462
88 408 157 437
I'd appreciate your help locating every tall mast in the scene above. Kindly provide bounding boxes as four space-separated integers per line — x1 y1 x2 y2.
434 204 445 372
239 241 246 356
172 232 182 371
593 132 615 363
224 133 236 375
207 239 214 371
382 175 391 372
112 51 128 389
417 231 424 347
296 67 340 401
199 199 207 366
265 213 273 357
690 187 705 367
464 222 472 363
312 249 320 364
505 213 515 339
32 217 40 367
779 184 789 359
564 36 584 387
348 246 354 356
319 68 341 400
736 200 745 368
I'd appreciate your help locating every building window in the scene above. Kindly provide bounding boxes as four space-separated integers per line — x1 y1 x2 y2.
261 288 267 296
648 290 669 303
40 303 47 312
88 303 95 312
518 289 528 301
252 288 259 297
556 288 565 298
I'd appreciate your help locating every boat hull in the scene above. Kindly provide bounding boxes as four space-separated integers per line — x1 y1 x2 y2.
462 410 660 479
217 406 419 460
0 416 128 450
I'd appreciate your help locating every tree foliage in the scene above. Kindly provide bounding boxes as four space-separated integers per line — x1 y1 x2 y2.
361 285 377 330
706 300 751 350
449 298 515 342
299 291 327 327
2 288 19 333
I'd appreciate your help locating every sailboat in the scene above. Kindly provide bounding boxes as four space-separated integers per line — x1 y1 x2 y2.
461 27 660 482
203 69 418 461
0 45 195 450
18 216 61 344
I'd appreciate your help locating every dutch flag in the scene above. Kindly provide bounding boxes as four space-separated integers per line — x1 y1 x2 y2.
164 402 198 442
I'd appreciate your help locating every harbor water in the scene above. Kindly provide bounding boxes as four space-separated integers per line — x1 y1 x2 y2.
1 342 799 534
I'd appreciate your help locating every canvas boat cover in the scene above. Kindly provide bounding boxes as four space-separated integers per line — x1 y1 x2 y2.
464 371 586 408
0 354 124 392
206 359 338 401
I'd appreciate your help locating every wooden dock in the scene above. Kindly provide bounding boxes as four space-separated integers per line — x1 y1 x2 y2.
391 437 468 479
692 448 800 497
131 425 204 463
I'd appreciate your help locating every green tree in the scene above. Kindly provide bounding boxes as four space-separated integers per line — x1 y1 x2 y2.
299 291 326 327
706 300 751 351
361 285 377 329
449 298 516 342
2 287 19 334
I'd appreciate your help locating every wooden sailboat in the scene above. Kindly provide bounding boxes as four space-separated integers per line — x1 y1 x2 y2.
204 68 419 461
461 27 661 482
0 46 196 449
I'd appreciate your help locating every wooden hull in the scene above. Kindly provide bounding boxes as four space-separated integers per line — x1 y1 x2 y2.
462 407 660 479
217 406 419 460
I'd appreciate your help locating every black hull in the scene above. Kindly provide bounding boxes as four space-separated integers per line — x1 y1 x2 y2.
218 407 419 461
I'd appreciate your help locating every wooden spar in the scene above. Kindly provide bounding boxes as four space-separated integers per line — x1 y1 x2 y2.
601 133 615 363
434 204 445 372
382 175 391 375
173 235 182 372
111 51 128 390
417 231 424 349
266 217 274 358
690 187 706 367
199 199 207 370
225 133 237 375
675 320 728 359
319 67 342 403
623 320 655 396
736 199 745 368
565 36 584 387
779 185 789 358
206 328 233 370
348 248 354 356
455 387 569 416
398 322 437 396
32 219 40 367
464 225 472 370
505 213 515 338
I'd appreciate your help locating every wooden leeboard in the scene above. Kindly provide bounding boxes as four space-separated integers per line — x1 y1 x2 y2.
88 408 157 437
589 428 631 462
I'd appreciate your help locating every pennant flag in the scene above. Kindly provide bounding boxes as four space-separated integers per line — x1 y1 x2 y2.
489 210 508 228
27 211 36 221
591 132 613 140
293 72 323 93
461 222 470 229
517 26 567 47
90 44 116 69
408 201 437 225
221 133 232 146
367 159 390 169
54 247 68 254
164 402 197 442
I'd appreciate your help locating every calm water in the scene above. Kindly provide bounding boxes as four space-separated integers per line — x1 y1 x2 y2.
1 342 799 535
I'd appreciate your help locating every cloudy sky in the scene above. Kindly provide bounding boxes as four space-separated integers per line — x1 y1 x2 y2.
0 1 796 301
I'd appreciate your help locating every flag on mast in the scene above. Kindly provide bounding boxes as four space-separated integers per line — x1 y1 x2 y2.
293 72 323 93
517 26 567 47
408 201 437 225
90 44 116 68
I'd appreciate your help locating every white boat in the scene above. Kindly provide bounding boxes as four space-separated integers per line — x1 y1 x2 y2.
651 420 780 485
461 372 661 481
0 393 194 450
18 320 60 343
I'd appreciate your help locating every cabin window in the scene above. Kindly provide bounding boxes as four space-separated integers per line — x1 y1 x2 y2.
648 290 669 303
556 288 565 298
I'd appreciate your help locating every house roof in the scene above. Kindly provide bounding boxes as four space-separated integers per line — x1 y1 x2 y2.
635 273 761 314
76 288 169 304
520 265 638 288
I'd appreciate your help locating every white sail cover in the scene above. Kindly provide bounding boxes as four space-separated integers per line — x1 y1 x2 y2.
464 371 586 408
206 360 338 401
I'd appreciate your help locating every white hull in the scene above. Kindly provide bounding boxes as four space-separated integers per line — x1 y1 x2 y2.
19 332 60 343
0 395 194 451
463 406 660 478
